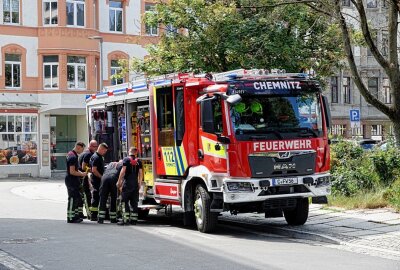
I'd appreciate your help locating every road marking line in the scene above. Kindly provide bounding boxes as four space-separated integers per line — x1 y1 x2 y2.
0 250 37 270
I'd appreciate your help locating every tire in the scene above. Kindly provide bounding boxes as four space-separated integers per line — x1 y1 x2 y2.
138 209 150 219
283 198 309 226
194 184 218 233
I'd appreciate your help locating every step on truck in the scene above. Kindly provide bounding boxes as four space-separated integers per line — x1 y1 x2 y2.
86 69 332 233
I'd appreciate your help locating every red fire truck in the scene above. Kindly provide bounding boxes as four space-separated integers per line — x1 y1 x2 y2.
86 69 332 233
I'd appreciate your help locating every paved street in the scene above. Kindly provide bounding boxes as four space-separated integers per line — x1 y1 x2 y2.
0 180 399 270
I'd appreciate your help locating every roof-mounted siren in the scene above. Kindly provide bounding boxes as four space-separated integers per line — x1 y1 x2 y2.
212 69 247 82
270 69 286 74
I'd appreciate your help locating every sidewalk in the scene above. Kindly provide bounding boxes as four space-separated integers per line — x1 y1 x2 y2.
220 204 400 260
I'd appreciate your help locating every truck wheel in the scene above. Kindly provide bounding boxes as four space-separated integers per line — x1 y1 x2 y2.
138 209 149 219
194 184 218 233
283 198 309 226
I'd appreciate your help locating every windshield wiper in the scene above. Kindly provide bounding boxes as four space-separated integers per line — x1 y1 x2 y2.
249 130 283 140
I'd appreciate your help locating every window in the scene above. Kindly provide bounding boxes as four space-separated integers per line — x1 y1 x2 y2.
5 54 21 88
383 78 391 104
331 76 338 103
3 0 19 24
109 1 123 32
0 114 38 165
367 0 378 8
110 60 124 85
175 87 185 146
66 0 85 27
201 97 223 134
343 77 351 104
43 1 58 25
382 31 388 56
67 56 86 89
145 4 158 36
342 0 350 7
371 125 382 136
368 78 379 99
156 88 174 146
330 124 347 137
43 55 59 89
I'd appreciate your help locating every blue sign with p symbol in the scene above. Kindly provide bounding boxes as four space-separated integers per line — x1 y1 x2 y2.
350 109 360 122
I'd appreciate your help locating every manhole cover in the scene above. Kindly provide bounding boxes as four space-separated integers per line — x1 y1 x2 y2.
2 238 47 244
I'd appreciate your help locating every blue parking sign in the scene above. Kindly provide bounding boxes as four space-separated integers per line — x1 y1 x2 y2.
350 109 360 122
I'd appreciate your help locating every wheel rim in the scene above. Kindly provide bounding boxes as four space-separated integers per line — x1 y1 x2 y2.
194 192 204 226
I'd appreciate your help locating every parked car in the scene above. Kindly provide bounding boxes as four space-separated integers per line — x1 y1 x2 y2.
358 139 379 150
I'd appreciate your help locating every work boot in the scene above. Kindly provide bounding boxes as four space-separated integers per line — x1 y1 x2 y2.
130 220 137 226
97 218 104 224
117 220 128 226
110 219 117 224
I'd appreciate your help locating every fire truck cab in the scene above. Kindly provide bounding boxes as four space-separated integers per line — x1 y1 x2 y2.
86 69 332 233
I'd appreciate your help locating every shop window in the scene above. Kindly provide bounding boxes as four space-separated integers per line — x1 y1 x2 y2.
371 125 382 136
109 1 123 32
5 53 21 88
0 114 38 165
145 4 158 36
67 56 86 89
331 76 338 103
43 0 58 25
3 0 19 24
330 124 347 137
43 55 59 89
156 88 174 146
66 0 85 27
111 60 124 85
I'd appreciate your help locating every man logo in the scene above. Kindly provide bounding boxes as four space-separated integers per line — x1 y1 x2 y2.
278 152 291 159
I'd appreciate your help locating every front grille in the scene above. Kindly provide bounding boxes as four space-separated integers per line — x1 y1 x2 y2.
263 198 297 210
258 185 310 196
248 151 316 178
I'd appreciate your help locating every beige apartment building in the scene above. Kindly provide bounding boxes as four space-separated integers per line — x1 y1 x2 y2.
0 0 160 177
329 0 394 140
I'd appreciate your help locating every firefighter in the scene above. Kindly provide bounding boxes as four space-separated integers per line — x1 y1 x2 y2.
98 160 123 224
89 143 108 221
65 142 87 223
78 140 98 219
117 147 143 225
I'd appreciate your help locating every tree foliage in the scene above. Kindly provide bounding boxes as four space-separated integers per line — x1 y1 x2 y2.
126 0 344 77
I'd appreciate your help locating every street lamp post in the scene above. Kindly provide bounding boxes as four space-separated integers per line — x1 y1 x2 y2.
88 36 104 92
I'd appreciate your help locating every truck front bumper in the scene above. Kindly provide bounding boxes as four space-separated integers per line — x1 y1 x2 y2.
222 173 331 204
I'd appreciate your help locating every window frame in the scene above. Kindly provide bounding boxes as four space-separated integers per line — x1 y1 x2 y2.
331 76 339 103
383 78 391 104
66 0 85 28
366 0 378 8
43 0 58 26
67 56 86 90
43 56 59 89
144 3 159 36
110 59 124 85
341 0 351 7
109 1 123 33
343 77 351 104
5 54 21 89
3 0 20 25
368 77 379 99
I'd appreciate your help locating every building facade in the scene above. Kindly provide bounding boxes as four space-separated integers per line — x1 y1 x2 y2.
329 0 394 140
0 0 160 177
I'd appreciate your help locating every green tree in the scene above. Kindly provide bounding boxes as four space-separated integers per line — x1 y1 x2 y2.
125 0 343 78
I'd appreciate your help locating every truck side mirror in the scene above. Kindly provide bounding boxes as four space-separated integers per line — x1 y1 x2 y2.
322 95 332 129
226 94 242 105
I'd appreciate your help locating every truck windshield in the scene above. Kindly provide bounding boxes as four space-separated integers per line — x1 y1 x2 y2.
230 93 323 140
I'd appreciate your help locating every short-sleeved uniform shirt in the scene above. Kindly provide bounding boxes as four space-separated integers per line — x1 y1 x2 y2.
66 150 79 187
79 150 94 172
102 162 123 183
89 152 104 183
122 156 142 192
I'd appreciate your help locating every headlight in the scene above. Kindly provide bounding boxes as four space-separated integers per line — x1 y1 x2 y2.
226 182 253 192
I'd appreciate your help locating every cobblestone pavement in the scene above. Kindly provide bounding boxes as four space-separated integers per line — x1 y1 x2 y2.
220 204 400 261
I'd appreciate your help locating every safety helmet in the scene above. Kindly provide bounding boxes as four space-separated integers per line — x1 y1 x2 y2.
234 102 248 114
250 101 263 115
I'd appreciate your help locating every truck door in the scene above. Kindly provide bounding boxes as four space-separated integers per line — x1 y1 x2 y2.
199 97 228 173
154 85 188 177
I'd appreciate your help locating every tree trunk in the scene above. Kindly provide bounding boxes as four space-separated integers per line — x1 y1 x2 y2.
392 118 400 148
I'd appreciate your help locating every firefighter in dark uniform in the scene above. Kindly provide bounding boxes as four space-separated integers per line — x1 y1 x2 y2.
78 140 98 219
65 142 87 223
89 143 108 221
98 160 123 224
117 147 143 225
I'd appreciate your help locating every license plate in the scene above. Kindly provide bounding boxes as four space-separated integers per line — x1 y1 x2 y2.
273 177 298 185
